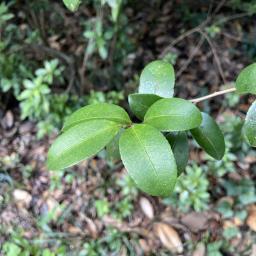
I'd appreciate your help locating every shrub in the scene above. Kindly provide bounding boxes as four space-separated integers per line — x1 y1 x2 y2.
47 57 256 197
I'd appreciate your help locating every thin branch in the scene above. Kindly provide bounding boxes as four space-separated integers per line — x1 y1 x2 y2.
198 29 227 84
212 0 226 15
190 87 236 103
160 26 202 58
214 12 251 26
160 1 214 58
220 31 244 43
176 36 205 78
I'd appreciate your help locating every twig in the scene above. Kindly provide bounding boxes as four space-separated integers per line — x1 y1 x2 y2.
214 12 251 26
190 87 236 103
198 29 227 84
176 36 205 78
25 44 73 64
160 26 202 58
160 1 214 58
160 0 248 59
212 0 226 15
221 31 244 43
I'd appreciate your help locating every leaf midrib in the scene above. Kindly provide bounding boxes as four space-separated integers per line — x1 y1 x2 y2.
131 127 159 184
197 128 220 159
56 124 118 159
145 113 193 125
64 116 129 130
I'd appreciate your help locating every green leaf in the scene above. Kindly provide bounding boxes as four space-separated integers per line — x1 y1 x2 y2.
128 93 162 120
106 129 124 163
139 60 175 98
63 0 81 11
236 63 256 94
47 120 120 170
165 132 189 175
3 242 21 256
119 124 177 196
144 98 202 131
190 112 225 160
63 103 131 131
243 101 256 147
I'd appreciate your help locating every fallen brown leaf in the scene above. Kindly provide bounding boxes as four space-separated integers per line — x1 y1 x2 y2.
154 222 183 253
139 239 151 254
84 216 98 239
66 224 82 235
181 212 208 232
140 197 154 220
247 205 256 232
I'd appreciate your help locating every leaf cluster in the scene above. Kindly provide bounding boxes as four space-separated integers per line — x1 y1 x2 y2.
47 59 256 196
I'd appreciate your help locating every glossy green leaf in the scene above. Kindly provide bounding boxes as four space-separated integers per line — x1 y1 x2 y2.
243 101 256 147
165 132 189 175
106 129 124 163
139 60 175 98
144 98 202 131
47 120 120 170
119 124 177 196
190 112 225 160
63 103 131 131
63 0 81 11
236 63 256 94
128 93 162 120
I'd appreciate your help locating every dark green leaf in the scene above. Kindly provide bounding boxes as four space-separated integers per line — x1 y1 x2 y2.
106 129 124 163
236 63 256 94
165 132 189 175
144 98 202 131
243 101 256 147
119 124 177 196
139 60 175 98
47 120 120 170
128 93 161 120
63 103 131 131
63 0 81 11
190 112 225 160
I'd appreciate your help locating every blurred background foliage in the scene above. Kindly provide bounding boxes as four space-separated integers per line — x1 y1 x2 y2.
0 0 256 255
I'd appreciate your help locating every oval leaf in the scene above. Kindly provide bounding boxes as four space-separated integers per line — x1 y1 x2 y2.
166 132 189 175
47 120 120 170
190 112 225 160
144 98 202 131
63 0 81 11
243 101 256 147
119 124 177 196
63 103 131 131
236 63 256 94
128 93 162 120
139 60 175 98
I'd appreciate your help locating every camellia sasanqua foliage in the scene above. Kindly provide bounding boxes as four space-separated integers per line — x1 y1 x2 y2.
47 59 256 197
